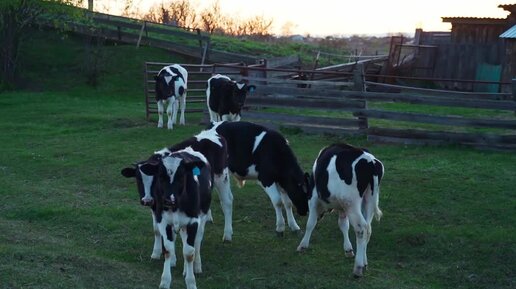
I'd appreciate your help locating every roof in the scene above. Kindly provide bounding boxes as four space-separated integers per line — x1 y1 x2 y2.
441 17 508 25
498 4 516 12
500 24 516 38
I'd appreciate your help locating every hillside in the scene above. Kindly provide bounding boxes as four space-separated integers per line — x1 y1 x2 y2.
16 28 186 93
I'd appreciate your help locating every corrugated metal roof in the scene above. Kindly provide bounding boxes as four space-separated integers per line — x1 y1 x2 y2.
500 25 516 38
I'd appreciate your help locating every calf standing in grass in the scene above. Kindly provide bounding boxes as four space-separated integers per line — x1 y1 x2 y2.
210 121 310 236
154 64 188 129
206 74 256 122
297 143 384 278
121 127 233 264
139 147 212 289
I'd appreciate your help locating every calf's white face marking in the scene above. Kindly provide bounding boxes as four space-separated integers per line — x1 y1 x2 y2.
139 165 154 202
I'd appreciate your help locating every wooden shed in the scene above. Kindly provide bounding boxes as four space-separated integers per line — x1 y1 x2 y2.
387 3 516 92
500 24 516 88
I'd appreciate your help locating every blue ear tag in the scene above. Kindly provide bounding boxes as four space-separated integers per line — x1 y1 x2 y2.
249 86 255 93
192 166 201 176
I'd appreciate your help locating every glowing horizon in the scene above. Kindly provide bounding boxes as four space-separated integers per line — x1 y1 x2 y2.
86 0 512 36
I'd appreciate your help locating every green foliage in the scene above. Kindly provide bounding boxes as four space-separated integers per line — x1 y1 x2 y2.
0 0 86 89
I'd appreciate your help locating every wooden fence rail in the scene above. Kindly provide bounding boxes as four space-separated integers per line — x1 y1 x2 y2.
143 62 516 150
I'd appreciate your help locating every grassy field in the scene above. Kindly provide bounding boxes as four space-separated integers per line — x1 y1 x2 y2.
1 30 515 289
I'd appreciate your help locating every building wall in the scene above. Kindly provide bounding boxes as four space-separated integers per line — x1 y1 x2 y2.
451 24 507 44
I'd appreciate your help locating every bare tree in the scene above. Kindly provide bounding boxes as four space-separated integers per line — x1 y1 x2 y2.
199 0 224 34
168 0 197 28
242 15 273 37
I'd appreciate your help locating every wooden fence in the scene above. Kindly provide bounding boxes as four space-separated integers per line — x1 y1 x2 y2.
41 10 261 64
144 63 516 150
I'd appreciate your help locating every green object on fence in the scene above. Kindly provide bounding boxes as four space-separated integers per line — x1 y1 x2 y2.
474 63 501 93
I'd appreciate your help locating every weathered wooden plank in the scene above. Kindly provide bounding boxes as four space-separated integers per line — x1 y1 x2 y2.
241 120 365 136
368 127 516 144
242 111 362 128
354 109 516 129
254 85 360 99
365 81 511 100
91 17 210 41
246 95 365 110
242 76 354 88
367 135 516 150
357 91 516 111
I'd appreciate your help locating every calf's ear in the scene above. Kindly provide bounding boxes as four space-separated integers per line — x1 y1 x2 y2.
304 172 313 191
140 162 159 175
121 167 136 178
153 75 159 81
182 159 206 173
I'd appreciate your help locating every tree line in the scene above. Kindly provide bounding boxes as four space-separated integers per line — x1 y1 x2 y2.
119 0 274 37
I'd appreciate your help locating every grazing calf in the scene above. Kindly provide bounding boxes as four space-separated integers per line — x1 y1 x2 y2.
210 121 309 235
297 143 384 278
140 147 212 289
121 128 233 263
154 64 188 129
206 74 256 122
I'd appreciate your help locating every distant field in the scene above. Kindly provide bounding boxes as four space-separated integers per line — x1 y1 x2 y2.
0 29 514 289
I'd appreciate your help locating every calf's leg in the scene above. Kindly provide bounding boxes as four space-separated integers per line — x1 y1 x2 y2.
338 213 354 257
157 100 164 128
262 183 286 235
215 171 234 242
279 190 301 233
297 195 319 250
181 223 198 289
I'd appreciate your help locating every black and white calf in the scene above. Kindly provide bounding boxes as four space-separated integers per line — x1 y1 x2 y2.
206 74 256 122
210 121 309 235
139 147 212 289
297 143 384 278
154 64 188 129
121 128 233 264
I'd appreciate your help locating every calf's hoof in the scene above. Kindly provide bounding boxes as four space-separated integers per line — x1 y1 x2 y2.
292 229 304 237
296 245 308 252
222 237 232 243
276 231 284 237
353 266 364 278
345 250 355 258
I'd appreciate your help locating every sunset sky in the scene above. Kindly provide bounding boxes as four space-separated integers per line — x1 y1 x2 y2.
91 0 512 36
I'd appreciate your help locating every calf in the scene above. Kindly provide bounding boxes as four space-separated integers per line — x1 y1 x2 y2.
154 64 188 129
121 128 233 263
139 147 212 289
297 143 384 278
206 74 256 122
210 121 309 235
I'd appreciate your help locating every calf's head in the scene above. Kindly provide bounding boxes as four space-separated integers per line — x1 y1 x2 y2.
229 81 256 109
120 151 168 206
283 171 311 216
137 151 208 210
154 72 182 99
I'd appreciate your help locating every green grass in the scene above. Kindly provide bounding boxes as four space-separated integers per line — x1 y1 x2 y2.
1 29 515 289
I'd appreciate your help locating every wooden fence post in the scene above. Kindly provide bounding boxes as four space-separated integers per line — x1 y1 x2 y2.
144 62 150 121
136 21 146 48
512 78 516 115
353 63 368 130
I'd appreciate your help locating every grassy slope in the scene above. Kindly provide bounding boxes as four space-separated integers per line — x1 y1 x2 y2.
0 30 515 289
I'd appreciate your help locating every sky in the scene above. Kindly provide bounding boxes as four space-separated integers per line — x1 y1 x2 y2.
92 0 512 36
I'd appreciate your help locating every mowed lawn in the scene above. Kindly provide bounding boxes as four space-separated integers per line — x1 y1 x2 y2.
0 87 514 289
